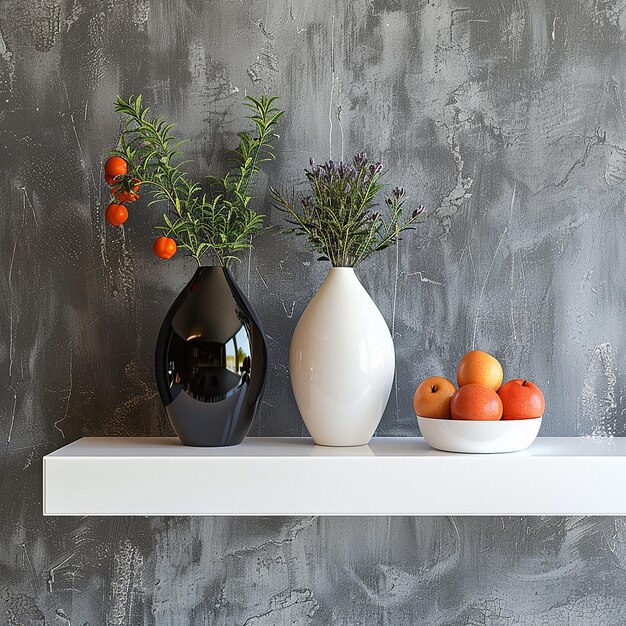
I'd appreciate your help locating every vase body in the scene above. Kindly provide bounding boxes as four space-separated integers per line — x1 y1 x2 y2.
155 266 267 446
290 267 395 446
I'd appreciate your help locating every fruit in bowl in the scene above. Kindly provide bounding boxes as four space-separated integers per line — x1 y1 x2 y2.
413 351 545 453
457 350 503 391
413 376 457 418
497 379 545 420
450 383 503 421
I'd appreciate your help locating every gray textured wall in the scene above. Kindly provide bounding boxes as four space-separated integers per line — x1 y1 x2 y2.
1 0 626 623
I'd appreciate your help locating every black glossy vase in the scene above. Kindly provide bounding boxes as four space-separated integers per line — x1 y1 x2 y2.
155 266 267 446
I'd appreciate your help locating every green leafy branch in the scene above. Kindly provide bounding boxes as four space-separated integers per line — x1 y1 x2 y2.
107 94 283 265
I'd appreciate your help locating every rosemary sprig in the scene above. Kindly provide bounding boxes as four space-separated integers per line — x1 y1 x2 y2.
271 153 424 268
106 95 283 266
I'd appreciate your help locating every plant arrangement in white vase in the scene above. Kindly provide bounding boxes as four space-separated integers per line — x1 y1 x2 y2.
272 153 424 446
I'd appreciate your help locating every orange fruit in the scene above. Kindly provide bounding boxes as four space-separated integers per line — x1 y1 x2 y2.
104 156 128 178
498 379 545 420
450 383 503 420
153 236 177 259
457 350 503 391
112 178 141 203
105 202 128 226
413 376 456 418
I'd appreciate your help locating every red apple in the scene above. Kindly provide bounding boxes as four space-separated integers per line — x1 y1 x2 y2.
450 383 503 421
497 379 545 420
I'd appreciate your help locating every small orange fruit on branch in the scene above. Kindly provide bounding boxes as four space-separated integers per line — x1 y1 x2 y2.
105 156 128 179
153 236 177 259
112 178 141 203
105 203 128 226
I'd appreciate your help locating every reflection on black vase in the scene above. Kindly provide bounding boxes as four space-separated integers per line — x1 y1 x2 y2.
155 266 267 446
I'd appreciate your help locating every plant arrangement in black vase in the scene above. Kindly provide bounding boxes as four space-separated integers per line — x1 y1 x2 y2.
271 153 425 446
103 95 283 447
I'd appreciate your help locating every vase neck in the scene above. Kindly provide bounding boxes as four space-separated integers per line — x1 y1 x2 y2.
194 264 227 274
190 265 230 285
327 266 355 274
322 266 361 291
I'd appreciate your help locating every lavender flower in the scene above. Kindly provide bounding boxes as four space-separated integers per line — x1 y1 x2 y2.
272 151 424 267
412 204 425 218
353 152 368 167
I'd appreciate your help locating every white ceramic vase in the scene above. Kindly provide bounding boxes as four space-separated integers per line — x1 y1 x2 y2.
290 267 395 446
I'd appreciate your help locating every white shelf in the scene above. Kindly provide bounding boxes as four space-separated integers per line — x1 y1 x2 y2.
43 437 626 516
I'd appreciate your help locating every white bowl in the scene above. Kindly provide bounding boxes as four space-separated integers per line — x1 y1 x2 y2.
417 415 542 454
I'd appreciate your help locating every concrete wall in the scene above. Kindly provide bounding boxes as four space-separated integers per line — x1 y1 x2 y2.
1 0 625 623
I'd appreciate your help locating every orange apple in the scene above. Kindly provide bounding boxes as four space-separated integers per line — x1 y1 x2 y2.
450 383 503 420
498 379 545 420
457 350 503 391
413 376 457 418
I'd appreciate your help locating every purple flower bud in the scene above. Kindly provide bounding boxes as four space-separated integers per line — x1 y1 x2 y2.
370 162 382 175
310 157 316 168
301 195 311 208
413 204 425 217
353 152 368 167
392 186 406 199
